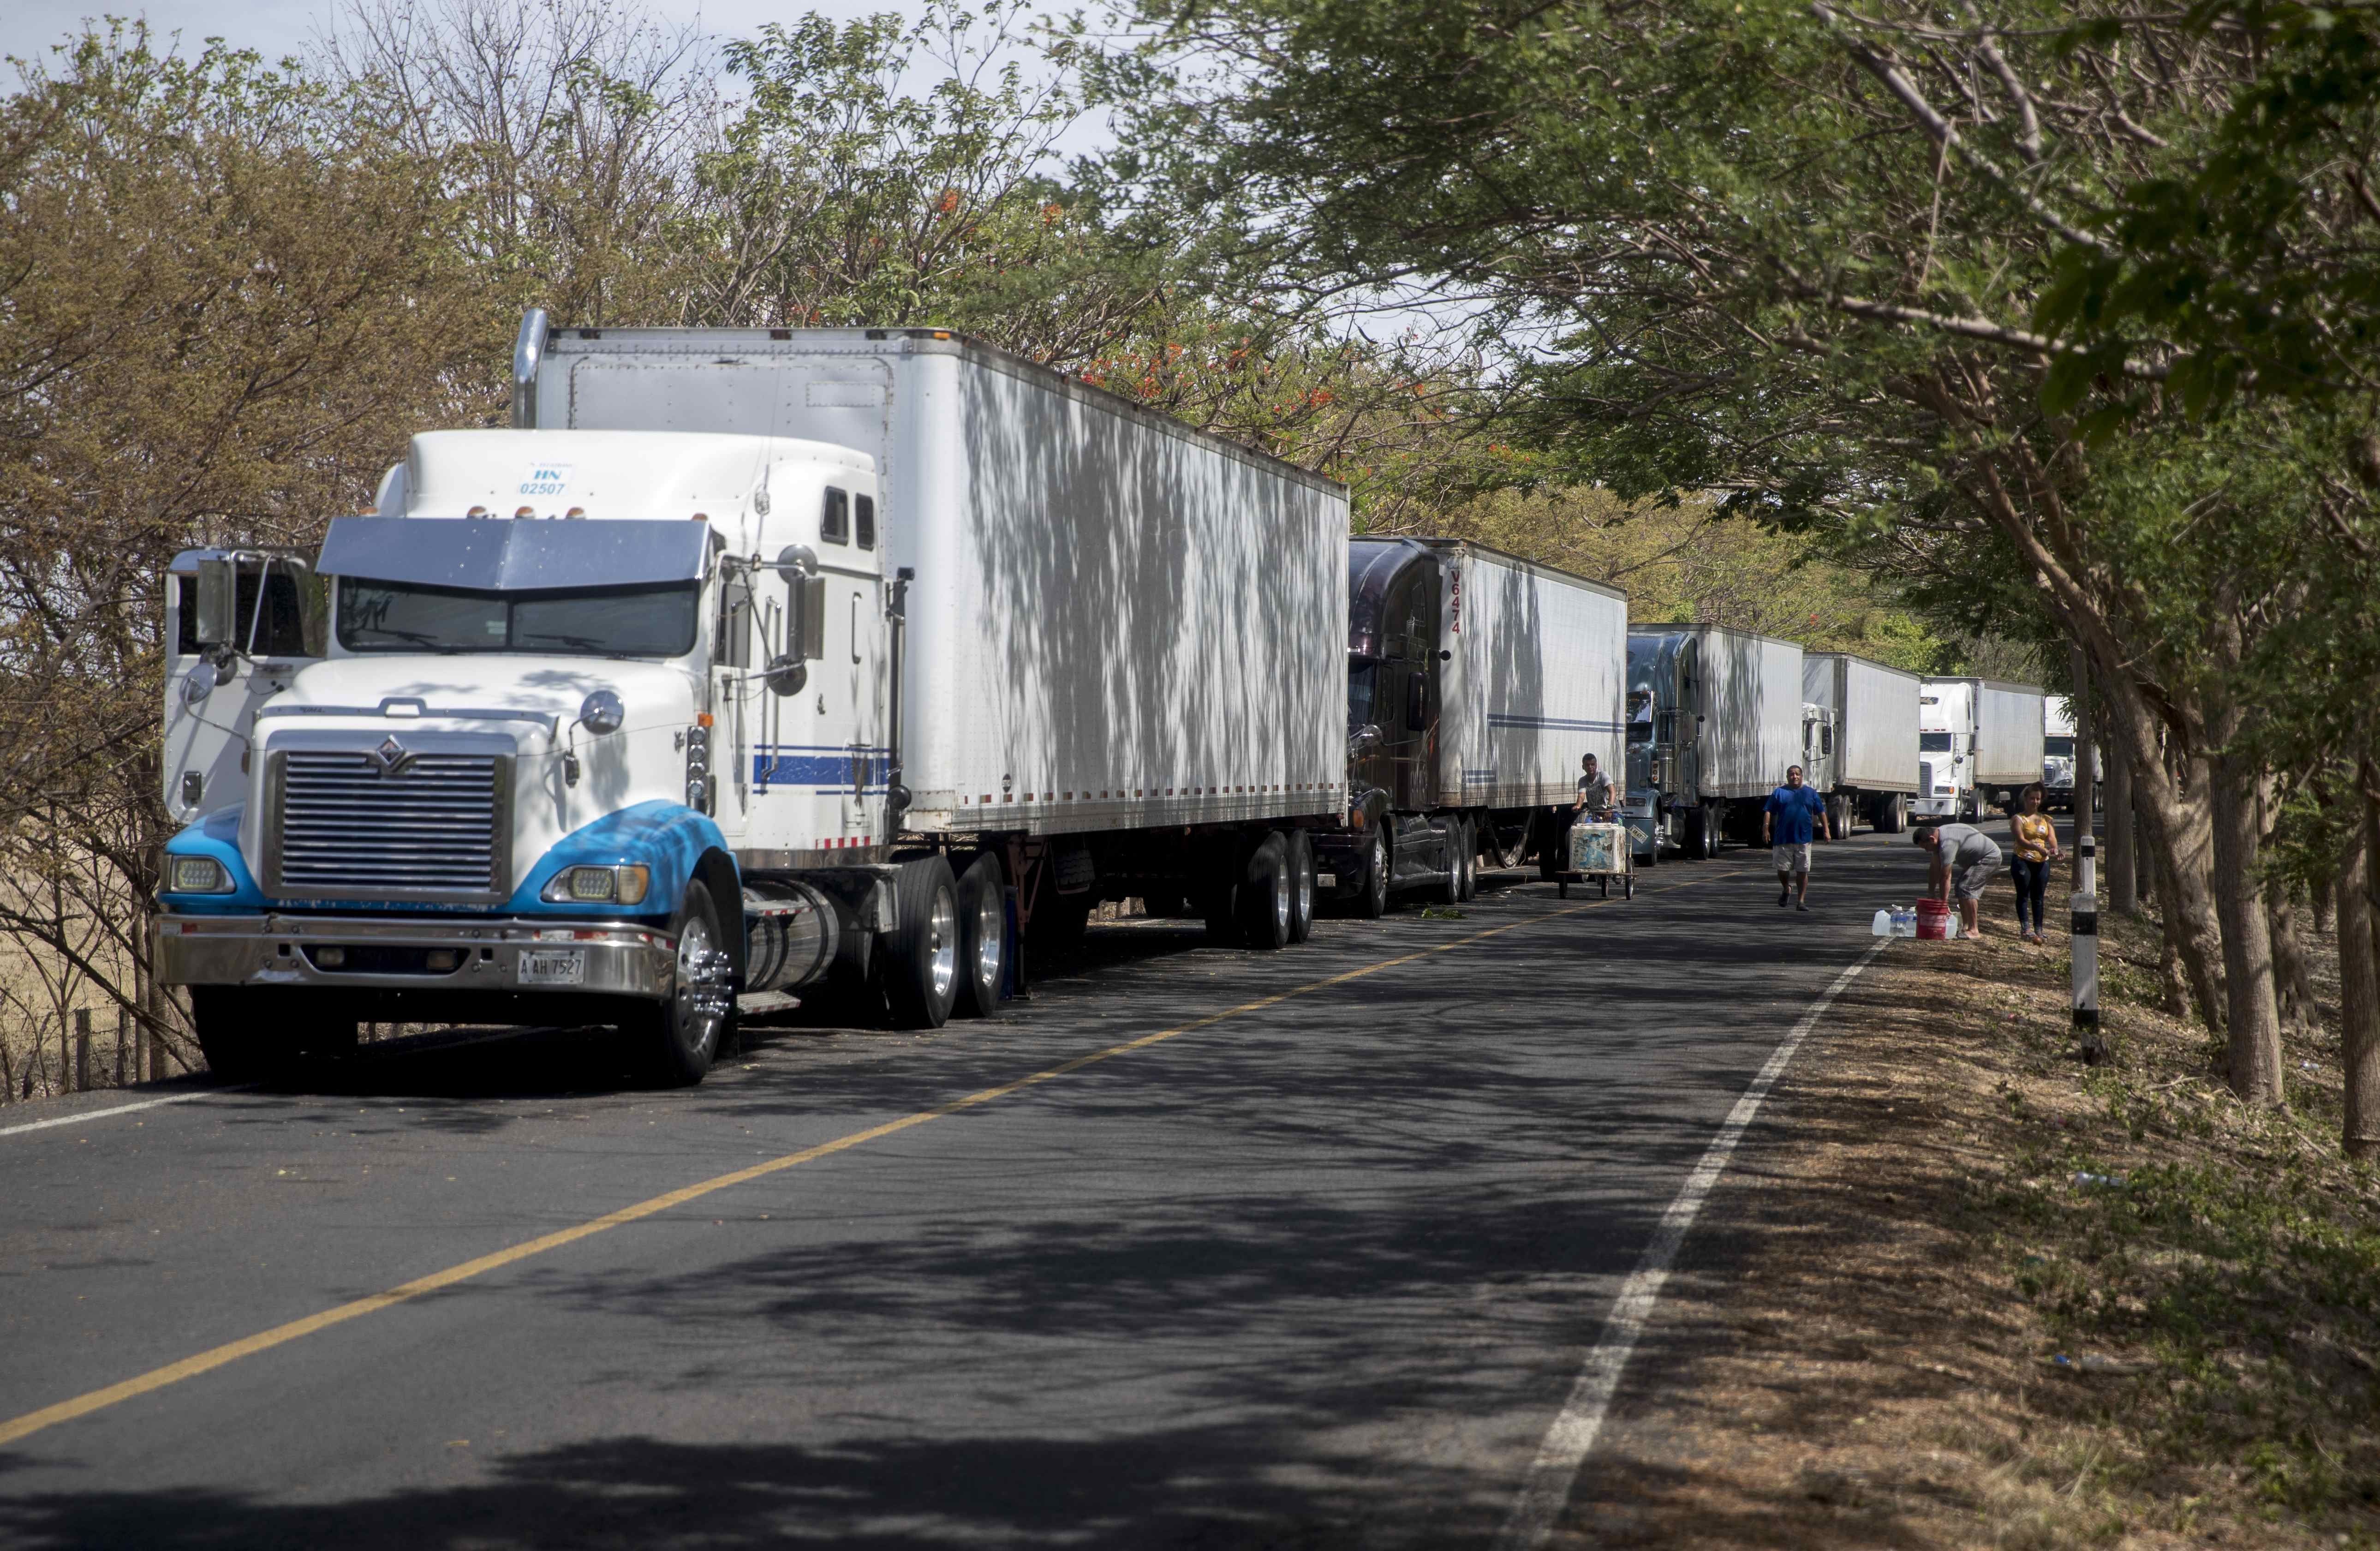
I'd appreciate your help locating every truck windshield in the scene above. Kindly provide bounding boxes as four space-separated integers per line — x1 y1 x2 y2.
337 578 700 656
1919 731 1952 752
2044 736 2076 757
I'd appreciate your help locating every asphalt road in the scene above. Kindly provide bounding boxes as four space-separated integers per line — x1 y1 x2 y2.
0 829 1932 1550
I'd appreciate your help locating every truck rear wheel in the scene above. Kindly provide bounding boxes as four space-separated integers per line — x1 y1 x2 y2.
647 882 735 1086
1285 831 1316 943
952 851 1007 1018
884 855 960 1029
1454 816 1478 901
1237 832 1293 951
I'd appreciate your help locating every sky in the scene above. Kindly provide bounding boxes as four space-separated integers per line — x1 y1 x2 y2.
1 0 913 75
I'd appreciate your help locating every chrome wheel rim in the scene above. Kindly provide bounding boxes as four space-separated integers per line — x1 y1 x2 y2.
1272 855 1292 936
1294 847 1313 925
971 881 1003 990
676 915 728 1057
927 886 959 1003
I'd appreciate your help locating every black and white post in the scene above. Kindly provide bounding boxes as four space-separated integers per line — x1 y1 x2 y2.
2070 647 2106 1064
2073 831 2103 1062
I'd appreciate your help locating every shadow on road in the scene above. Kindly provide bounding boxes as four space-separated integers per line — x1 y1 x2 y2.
0 1428 1509 1550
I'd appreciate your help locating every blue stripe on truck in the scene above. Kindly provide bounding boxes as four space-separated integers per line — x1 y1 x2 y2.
752 745 891 789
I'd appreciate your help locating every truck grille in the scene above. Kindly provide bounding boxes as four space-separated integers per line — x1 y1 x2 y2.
274 750 508 898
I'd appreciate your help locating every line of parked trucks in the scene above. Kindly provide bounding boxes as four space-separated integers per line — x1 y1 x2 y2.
151 314 2048 1084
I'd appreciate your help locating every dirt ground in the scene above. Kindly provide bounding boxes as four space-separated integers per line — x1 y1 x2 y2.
1558 899 2380 1549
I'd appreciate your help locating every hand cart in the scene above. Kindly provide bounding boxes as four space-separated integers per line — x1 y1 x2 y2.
1557 820 1634 899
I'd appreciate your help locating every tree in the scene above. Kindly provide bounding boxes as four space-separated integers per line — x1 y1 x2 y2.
0 26 482 1065
1117 0 2379 1098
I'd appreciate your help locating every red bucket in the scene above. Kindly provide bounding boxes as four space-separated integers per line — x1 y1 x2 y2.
1915 898 1951 940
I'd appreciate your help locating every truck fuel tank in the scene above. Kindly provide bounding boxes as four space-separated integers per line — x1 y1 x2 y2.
742 880 837 993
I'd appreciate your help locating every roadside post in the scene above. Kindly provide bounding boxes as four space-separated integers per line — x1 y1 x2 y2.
74 1008 91 1092
2071 648 2105 1064
115 1009 129 1086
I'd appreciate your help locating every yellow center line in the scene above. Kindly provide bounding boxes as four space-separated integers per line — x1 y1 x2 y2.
1 866 1755 1449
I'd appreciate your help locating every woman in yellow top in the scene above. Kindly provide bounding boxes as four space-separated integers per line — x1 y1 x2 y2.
2008 783 2063 944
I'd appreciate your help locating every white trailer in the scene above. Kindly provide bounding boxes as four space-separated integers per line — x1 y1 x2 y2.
1624 625 1802 859
1322 539 1628 910
1439 543 1629 809
1801 653 1920 835
1917 677 2046 821
155 315 1349 1083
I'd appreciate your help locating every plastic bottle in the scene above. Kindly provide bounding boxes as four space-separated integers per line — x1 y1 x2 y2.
1872 908 1893 936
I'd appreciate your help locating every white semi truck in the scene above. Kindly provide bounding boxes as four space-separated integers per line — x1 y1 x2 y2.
155 314 1348 1082
1916 677 2046 821
1623 625 1802 860
1318 539 1628 909
2042 694 2094 812
1799 653 1921 836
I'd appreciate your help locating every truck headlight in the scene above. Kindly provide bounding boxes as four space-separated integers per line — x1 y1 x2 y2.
541 864 651 906
167 855 234 894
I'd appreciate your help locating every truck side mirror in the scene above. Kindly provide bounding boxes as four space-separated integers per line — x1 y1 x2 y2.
194 558 237 648
775 546 826 664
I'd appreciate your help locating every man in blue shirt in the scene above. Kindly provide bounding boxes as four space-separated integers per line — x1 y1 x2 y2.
1762 764 1831 910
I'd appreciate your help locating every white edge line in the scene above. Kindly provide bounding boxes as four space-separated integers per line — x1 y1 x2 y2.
0 1085 254 1138
1494 936 1892 1551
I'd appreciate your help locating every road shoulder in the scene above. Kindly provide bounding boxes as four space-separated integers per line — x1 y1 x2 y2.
1553 908 2380 1550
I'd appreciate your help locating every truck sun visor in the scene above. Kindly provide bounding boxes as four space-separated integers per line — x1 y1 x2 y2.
317 517 709 591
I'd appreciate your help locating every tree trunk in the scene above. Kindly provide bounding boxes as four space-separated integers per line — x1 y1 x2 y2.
2338 808 2380 1159
2107 745 2138 916
2208 747 2285 1104
2268 886 2316 1034
2150 844 2194 1019
2104 703 2226 1031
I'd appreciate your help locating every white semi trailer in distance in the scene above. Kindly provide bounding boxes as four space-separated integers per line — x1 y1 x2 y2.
1916 677 2046 822
1624 625 1802 860
155 313 1349 1083
1799 653 1920 836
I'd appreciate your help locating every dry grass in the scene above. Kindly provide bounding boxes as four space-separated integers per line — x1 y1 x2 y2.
1560 903 2380 1549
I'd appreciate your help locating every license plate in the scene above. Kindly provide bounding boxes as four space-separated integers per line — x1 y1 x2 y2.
518 948 585 986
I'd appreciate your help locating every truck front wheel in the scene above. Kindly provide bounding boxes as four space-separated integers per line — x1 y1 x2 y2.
1354 827 1391 919
191 987 351 1081
884 855 960 1029
191 987 283 1081
1285 831 1316 943
647 882 736 1086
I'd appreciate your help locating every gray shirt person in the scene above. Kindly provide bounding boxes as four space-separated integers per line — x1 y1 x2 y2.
1933 822 2003 898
